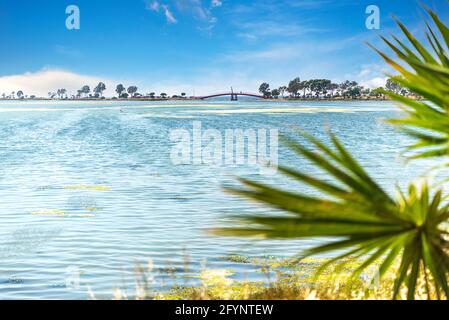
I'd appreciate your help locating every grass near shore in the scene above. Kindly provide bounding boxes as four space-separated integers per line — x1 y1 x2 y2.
110 256 437 300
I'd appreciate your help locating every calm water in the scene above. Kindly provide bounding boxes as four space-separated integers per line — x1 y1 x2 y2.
0 99 434 299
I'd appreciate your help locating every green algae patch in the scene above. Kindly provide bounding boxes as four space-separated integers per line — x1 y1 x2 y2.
222 255 252 264
63 185 111 191
31 209 95 218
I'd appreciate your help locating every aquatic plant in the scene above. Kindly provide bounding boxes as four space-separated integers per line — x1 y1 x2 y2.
157 256 430 300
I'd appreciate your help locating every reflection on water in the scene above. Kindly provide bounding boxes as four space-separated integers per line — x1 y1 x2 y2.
0 99 437 299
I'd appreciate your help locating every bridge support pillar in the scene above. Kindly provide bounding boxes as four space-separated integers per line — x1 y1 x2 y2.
231 94 238 101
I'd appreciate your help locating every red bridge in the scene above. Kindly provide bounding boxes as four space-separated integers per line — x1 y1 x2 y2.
198 92 265 100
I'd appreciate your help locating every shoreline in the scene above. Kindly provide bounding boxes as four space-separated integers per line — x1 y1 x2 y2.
0 97 399 102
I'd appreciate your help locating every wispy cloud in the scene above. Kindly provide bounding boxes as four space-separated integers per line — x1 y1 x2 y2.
224 45 300 62
228 0 331 42
286 0 333 9
229 0 335 15
146 0 222 30
223 37 352 62
53 45 83 59
236 21 324 40
175 0 219 31
211 0 222 7
162 5 177 24
146 0 160 11
146 1 177 24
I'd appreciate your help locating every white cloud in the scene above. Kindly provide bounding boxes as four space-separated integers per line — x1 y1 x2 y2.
176 0 208 20
360 77 387 89
146 1 177 24
162 5 177 24
147 1 160 11
175 0 219 31
0 68 262 98
0 69 117 98
146 0 222 30
344 64 389 89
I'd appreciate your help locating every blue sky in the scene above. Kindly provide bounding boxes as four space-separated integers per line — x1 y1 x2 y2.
0 0 448 96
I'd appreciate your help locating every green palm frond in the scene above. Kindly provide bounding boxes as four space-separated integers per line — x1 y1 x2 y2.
370 6 449 160
213 133 449 299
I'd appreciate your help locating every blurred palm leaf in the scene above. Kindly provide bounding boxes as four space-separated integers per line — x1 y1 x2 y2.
213 5 449 300
369 6 449 161
213 133 449 299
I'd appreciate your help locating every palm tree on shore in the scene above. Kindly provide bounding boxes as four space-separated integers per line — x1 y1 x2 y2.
16 91 24 99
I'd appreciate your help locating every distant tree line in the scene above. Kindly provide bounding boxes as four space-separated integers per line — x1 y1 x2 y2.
1 77 417 101
258 77 419 100
0 90 35 100
0 82 189 100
